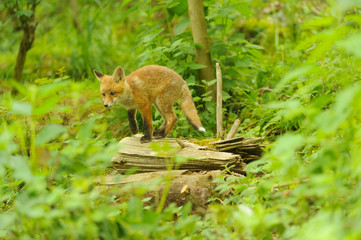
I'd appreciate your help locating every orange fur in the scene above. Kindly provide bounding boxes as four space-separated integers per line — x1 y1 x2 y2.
94 65 205 143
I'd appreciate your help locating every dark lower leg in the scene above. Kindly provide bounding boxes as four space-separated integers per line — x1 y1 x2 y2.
140 105 153 143
141 119 153 143
127 109 138 134
162 116 177 138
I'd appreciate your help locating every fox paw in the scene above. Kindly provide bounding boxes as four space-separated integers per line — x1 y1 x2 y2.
140 135 152 143
153 129 166 139
130 127 139 134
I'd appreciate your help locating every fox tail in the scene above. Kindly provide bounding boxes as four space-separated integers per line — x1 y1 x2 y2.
179 89 206 132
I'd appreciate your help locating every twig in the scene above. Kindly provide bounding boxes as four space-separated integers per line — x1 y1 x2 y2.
176 138 185 148
226 119 240 140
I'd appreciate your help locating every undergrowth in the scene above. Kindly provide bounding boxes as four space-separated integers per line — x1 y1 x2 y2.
1 0 361 239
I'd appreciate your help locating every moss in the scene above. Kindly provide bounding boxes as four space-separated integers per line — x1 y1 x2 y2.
190 138 220 151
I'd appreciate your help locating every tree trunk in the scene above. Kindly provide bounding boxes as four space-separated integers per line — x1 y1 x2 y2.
187 0 216 102
14 26 36 81
69 0 83 33
13 2 38 81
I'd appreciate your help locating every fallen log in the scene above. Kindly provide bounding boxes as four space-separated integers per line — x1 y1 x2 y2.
98 135 267 209
96 170 237 210
111 134 245 174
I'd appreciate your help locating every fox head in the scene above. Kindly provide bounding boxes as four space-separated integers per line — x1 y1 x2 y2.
93 66 126 107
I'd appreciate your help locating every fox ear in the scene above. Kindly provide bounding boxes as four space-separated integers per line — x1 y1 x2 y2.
112 66 125 83
93 70 104 83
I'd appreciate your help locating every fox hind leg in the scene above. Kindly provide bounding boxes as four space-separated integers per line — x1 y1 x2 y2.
153 104 167 138
154 100 177 139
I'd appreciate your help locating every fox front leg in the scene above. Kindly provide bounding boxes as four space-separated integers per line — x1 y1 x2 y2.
127 109 139 134
139 104 153 143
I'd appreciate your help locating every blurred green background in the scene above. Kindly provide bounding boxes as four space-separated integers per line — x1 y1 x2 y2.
1 0 361 239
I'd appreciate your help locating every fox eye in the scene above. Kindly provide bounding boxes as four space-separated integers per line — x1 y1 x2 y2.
102 93 105 96
110 92 116 96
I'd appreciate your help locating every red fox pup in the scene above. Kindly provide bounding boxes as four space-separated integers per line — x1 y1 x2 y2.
93 65 205 143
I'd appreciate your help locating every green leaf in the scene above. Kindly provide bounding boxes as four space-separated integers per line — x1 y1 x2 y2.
236 2 251 18
337 33 361 58
188 63 207 70
303 16 335 30
334 85 360 114
36 124 67 145
175 18 189 35
236 57 251 68
272 134 305 156
276 65 320 90
174 155 188 164
211 43 227 56
333 0 361 13
205 79 217 86
202 96 213 102
168 0 188 16
77 119 95 141
315 85 360 132
9 80 29 96
33 97 61 115
38 81 69 98
9 156 33 182
12 101 33 115
180 202 192 218
222 91 231 101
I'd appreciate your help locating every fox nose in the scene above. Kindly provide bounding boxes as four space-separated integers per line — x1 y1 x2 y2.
104 104 108 107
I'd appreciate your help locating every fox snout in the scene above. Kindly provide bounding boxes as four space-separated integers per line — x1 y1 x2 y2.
103 98 116 107
103 101 113 107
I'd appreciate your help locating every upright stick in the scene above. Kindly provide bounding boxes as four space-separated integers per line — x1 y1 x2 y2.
226 119 241 140
216 63 223 138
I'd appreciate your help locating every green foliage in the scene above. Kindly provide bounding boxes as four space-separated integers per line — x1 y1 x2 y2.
1 0 361 239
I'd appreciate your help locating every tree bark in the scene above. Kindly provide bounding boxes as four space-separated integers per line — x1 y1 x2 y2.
187 0 216 102
13 2 38 81
14 25 36 81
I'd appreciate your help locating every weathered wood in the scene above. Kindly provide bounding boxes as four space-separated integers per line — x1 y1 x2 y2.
226 119 240 140
111 134 244 174
210 136 245 145
95 170 189 186
218 143 265 151
216 63 223 138
96 170 236 209
210 136 266 163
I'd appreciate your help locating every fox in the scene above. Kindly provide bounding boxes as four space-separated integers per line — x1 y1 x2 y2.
93 65 206 143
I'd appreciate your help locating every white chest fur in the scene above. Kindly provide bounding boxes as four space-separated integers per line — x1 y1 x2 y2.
114 82 138 109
